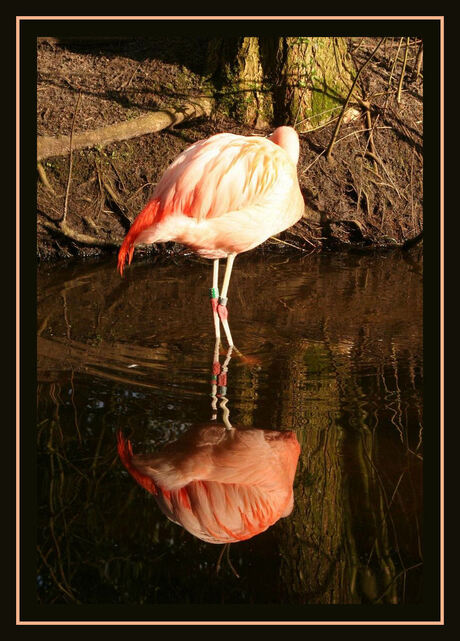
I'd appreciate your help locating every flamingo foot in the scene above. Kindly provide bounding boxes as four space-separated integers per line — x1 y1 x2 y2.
235 353 263 367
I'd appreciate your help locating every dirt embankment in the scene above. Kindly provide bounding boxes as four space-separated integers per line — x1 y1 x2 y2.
36 36 423 260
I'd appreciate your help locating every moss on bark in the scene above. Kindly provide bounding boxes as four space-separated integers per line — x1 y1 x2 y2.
207 37 355 131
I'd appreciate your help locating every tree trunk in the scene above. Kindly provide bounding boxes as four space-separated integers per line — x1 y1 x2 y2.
272 339 349 603
271 338 401 604
207 37 355 131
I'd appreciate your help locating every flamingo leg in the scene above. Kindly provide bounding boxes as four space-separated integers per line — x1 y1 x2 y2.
210 334 220 420
210 261 222 417
218 253 236 347
210 333 234 429
210 259 221 341
219 345 234 430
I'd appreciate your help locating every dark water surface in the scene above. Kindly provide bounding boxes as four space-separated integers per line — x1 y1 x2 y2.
36 249 423 608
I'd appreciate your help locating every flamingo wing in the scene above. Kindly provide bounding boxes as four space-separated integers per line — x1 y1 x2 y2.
153 133 289 223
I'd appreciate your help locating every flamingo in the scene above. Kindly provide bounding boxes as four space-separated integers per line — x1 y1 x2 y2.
117 126 304 347
117 423 300 545
117 337 300 547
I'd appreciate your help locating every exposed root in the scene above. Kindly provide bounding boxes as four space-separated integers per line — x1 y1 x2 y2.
41 218 122 248
37 162 56 195
37 97 214 161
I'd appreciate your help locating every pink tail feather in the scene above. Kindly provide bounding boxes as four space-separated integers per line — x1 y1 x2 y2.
117 199 160 275
117 431 158 496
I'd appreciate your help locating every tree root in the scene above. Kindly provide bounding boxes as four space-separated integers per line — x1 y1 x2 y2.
37 97 214 161
37 162 56 194
40 218 122 248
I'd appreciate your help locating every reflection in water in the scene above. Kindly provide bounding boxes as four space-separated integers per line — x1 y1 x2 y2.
36 249 423 606
117 343 300 545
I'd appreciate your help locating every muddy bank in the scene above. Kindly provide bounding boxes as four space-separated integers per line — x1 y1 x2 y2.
37 36 423 260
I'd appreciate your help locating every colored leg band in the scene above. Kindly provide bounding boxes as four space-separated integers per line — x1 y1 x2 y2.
217 304 228 321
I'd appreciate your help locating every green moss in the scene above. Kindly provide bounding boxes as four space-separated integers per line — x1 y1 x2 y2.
309 80 343 127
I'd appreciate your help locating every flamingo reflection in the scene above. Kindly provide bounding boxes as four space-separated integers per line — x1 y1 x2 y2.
117 337 300 546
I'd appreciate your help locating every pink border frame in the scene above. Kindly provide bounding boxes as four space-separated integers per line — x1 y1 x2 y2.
18 15 444 626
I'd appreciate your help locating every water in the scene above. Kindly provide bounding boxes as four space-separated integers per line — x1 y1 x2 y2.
36 248 423 608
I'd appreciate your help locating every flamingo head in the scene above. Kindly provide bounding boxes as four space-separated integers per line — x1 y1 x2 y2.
269 126 300 166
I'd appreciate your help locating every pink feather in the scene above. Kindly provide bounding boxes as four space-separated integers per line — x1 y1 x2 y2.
117 424 300 544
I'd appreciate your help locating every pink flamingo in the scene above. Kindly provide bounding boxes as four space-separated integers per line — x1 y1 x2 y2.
117 126 304 347
117 423 300 545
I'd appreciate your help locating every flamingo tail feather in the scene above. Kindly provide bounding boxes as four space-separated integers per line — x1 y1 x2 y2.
117 199 160 275
117 430 158 496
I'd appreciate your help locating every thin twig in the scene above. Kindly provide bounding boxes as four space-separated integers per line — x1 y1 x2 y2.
37 545 81 604
383 38 403 117
61 91 82 224
371 562 422 604
269 235 312 250
326 38 385 161
412 41 423 82
295 104 343 130
303 126 392 174
361 100 379 172
122 61 142 89
397 38 410 104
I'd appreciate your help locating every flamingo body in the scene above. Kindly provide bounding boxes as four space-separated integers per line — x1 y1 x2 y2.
117 424 300 544
118 127 304 272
